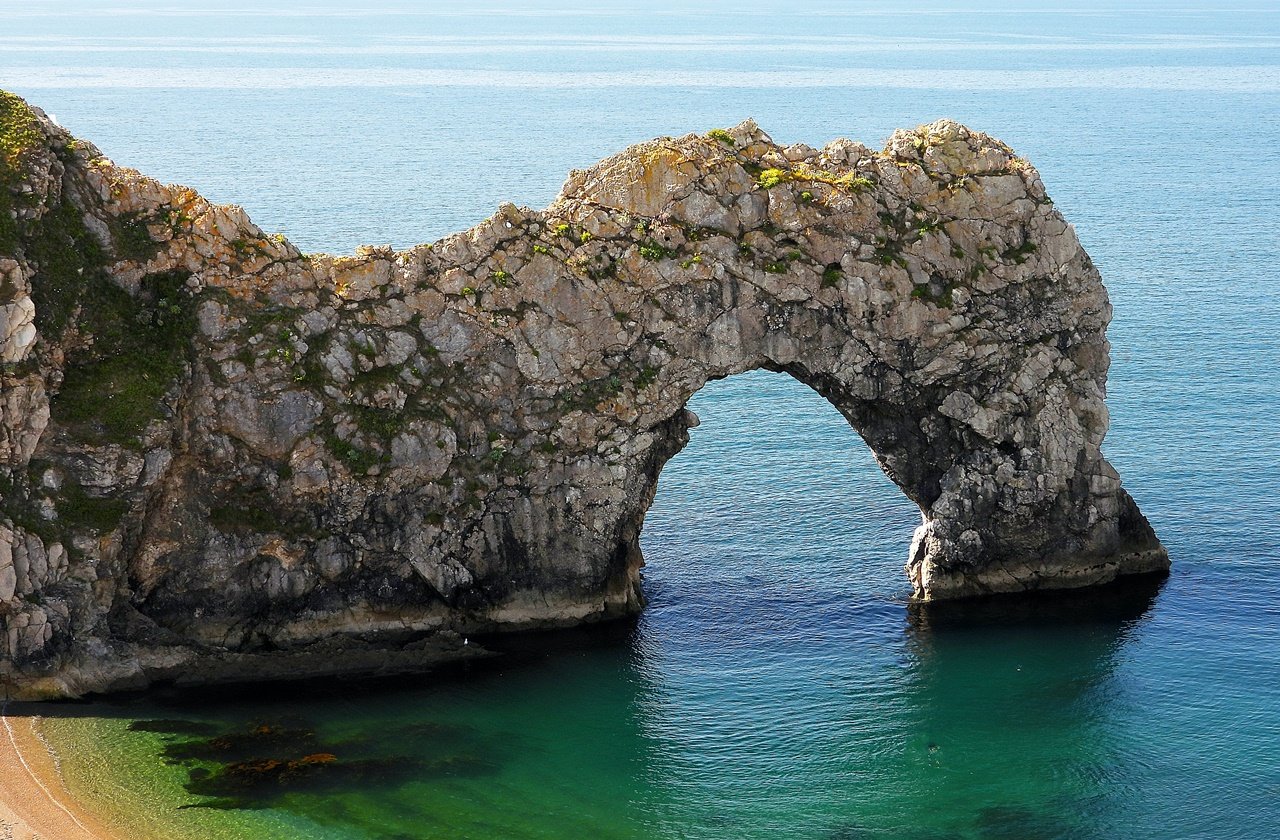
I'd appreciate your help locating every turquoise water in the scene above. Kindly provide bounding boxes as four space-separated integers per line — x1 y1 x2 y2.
4 1 1280 837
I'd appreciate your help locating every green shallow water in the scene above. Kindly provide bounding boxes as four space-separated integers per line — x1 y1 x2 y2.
6 0 1280 836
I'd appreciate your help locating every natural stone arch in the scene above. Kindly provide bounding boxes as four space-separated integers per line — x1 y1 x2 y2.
0 91 1167 697
495 121 1169 609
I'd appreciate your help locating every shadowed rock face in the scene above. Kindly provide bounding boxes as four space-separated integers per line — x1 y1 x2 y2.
0 90 1166 698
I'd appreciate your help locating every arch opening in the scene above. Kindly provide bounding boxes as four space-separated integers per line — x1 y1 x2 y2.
637 369 921 610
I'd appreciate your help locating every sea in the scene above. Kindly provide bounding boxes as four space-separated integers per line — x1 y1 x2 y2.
1 1 1278 838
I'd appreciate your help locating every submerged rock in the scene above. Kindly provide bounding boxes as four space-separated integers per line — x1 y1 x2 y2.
0 91 1166 699
136 715 501 809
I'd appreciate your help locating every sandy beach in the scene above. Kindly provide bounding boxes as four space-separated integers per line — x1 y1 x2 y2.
0 711 116 840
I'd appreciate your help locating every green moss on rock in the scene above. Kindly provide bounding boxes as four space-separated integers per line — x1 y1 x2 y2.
108 210 162 263
324 432 383 474
56 480 127 532
27 197 109 335
52 270 196 447
0 473 57 545
351 404 405 440
209 485 321 539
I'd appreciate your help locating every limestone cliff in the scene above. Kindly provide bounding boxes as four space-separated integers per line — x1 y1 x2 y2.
0 91 1166 699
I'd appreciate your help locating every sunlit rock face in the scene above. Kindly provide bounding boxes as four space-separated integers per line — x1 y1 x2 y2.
0 90 1166 699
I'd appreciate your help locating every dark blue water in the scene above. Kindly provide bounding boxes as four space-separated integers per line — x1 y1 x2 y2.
3 1 1279 837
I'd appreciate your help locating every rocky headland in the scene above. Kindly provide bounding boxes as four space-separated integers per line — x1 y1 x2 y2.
0 90 1167 699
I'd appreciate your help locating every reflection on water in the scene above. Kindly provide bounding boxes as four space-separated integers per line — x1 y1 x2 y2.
896 577 1165 839
19 561 1167 840
906 573 1165 632
623 551 1164 839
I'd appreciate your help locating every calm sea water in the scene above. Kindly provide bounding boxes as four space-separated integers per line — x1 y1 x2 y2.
3 1 1280 838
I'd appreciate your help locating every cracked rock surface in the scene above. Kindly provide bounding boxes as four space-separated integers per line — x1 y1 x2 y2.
0 91 1166 699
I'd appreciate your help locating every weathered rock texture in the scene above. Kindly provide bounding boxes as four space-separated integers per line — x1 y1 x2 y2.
0 90 1166 698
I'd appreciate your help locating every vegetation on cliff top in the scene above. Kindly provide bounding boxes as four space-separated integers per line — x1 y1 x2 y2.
0 91 43 254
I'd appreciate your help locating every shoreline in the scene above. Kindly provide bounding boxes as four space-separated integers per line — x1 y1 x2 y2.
0 710 118 840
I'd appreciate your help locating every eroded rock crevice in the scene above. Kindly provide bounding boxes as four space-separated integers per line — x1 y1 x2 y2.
0 91 1166 698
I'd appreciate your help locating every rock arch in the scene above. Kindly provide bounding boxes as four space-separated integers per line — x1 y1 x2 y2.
0 92 1166 697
